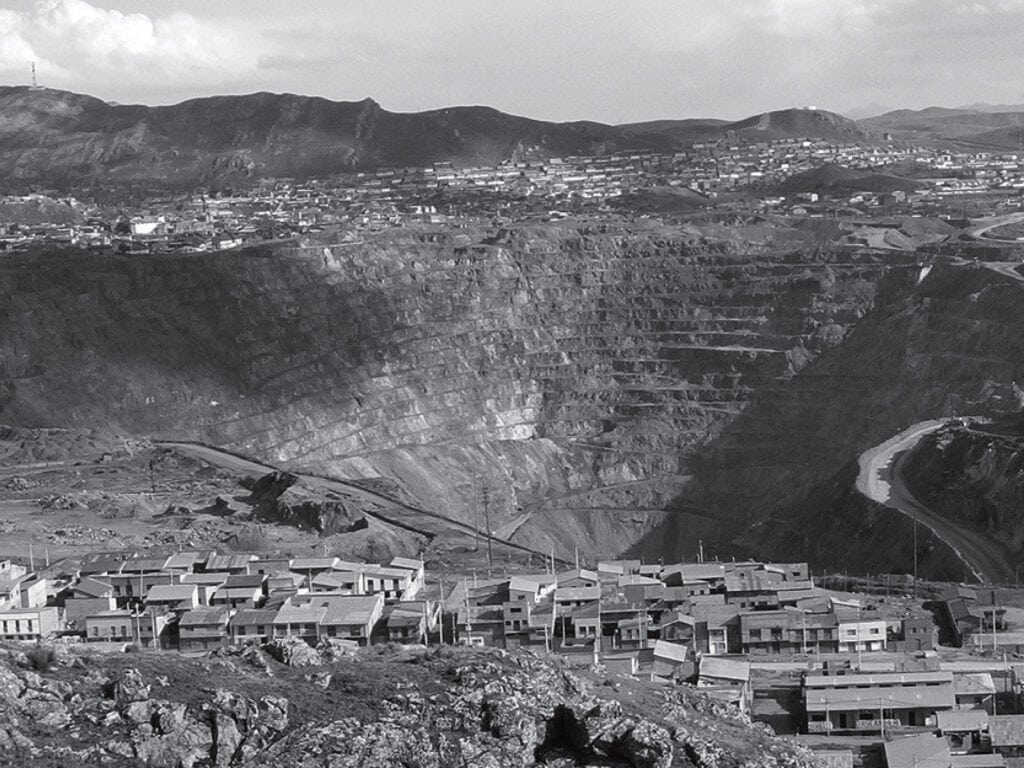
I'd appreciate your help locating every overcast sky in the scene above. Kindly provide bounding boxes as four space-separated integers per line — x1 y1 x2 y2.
0 0 1022 122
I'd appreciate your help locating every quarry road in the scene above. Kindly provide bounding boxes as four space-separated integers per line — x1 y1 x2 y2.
856 421 1014 585
967 212 1024 242
155 440 573 566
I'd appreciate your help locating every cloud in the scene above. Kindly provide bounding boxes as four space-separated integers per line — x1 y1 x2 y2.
0 0 258 100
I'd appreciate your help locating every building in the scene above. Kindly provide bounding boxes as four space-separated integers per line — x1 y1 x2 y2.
144 584 200 613
229 608 279 646
314 594 385 646
803 670 956 734
85 610 138 643
178 606 231 652
0 606 60 641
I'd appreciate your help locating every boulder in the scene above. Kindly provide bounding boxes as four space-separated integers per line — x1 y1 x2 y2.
114 668 151 704
264 636 321 667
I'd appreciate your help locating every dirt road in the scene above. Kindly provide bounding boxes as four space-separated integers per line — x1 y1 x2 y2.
856 421 1014 584
156 441 572 566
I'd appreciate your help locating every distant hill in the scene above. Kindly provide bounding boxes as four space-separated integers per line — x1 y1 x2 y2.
0 88 890 188
0 87 673 187
842 103 896 121
777 163 920 196
863 106 1024 148
722 108 870 142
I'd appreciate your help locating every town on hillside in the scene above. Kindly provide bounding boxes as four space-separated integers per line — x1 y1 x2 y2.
5 136 1024 252
4 551 1024 766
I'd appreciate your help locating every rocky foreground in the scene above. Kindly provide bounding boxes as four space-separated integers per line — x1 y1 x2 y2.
0 640 815 768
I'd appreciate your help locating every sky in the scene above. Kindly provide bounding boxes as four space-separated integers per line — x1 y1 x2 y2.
0 0 1022 123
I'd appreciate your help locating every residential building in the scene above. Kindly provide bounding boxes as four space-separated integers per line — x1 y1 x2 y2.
803 670 956 734
178 607 231 652
0 606 60 641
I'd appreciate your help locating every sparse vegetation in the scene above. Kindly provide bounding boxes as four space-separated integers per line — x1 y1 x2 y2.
24 645 57 671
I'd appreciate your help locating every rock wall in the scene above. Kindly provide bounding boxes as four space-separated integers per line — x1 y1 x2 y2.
0 221 912 560
903 422 1024 557
643 262 1024 570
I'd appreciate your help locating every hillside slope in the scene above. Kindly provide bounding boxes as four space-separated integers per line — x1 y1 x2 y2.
0 89 875 187
0 642 816 767
0 87 665 187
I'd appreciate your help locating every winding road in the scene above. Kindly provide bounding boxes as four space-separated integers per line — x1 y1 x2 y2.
856 421 1015 585
156 440 573 567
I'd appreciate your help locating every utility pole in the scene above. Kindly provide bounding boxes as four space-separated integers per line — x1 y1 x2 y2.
28 544 34 572
473 480 481 552
438 577 445 645
912 512 918 600
482 484 493 573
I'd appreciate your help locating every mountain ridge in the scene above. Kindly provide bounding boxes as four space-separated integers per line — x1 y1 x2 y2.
0 86 867 187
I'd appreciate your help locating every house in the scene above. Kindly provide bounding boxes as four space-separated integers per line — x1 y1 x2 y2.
85 610 138 642
14 576 47 609
740 609 799 654
272 601 327 645
210 574 264 610
266 570 305 595
200 554 257 574
553 586 601 613
384 601 428 644
556 569 599 589
508 576 543 604
803 670 956 734
144 584 199 613
180 573 230 605
693 606 740 655
120 556 171 575
313 594 385 646
936 710 991 754
619 574 665 605
389 557 425 597
954 673 996 712
884 733 953 768
660 563 726 589
0 606 60 641
229 608 279 646
65 584 118 628
311 570 366 595
570 602 602 639
893 616 935 652
603 652 639 676
836 617 887 652
884 731 1005 768
110 572 178 606
361 567 415 600
178 607 231 652
660 612 696 646
651 639 692 682
163 551 210 573
698 656 752 714
990 715 1024 757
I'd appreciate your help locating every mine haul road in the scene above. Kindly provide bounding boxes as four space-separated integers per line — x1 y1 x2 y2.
156 440 573 567
856 421 1015 585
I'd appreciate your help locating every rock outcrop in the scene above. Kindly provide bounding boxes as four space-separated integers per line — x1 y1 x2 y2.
0 644 816 768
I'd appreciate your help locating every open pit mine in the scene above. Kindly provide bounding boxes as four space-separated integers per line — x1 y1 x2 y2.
3 218 1024 576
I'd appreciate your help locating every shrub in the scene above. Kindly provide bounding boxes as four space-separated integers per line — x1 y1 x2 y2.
24 645 57 671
